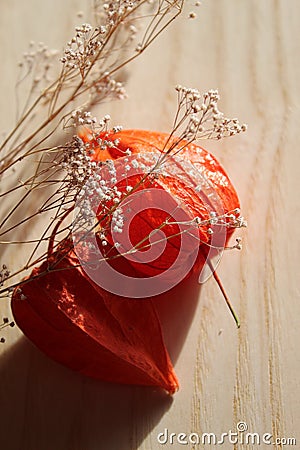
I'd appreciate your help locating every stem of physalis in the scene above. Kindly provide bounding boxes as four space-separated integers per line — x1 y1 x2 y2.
206 258 240 328
212 270 240 328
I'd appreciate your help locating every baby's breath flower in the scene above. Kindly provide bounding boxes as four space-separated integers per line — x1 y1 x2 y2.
169 86 247 145
0 264 10 287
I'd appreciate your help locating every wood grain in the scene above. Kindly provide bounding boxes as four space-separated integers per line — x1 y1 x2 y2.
0 1 299 449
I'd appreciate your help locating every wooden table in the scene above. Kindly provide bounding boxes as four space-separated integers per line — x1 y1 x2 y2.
0 1 299 449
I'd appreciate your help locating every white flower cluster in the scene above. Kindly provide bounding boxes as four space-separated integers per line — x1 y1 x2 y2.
91 73 127 102
71 110 98 127
74 158 126 248
0 264 10 288
194 208 247 238
174 86 247 142
100 0 140 27
207 208 247 229
16 41 59 101
60 23 102 72
112 207 124 234
61 136 96 186
225 209 248 228
65 113 123 149
60 2 141 72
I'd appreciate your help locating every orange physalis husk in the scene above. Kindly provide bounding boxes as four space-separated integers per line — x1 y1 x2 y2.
11 129 240 393
12 243 179 393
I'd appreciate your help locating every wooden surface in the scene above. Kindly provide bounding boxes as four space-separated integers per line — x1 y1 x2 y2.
0 1 299 449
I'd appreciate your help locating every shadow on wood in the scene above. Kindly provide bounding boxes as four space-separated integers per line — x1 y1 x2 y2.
0 337 171 450
0 272 201 450
153 270 201 363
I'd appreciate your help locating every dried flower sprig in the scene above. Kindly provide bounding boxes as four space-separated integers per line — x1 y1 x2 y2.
157 86 247 161
0 87 247 299
0 1 184 174
0 1 247 347
0 1 185 294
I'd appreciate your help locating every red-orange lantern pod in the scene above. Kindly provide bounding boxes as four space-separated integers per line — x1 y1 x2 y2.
11 129 241 393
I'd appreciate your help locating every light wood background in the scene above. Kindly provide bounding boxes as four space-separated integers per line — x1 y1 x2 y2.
0 1 299 449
